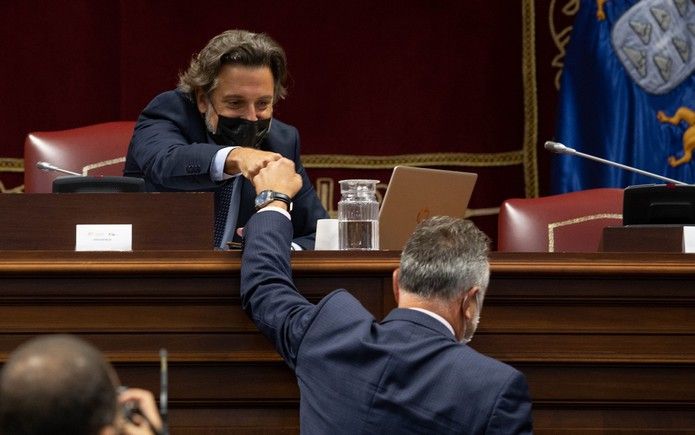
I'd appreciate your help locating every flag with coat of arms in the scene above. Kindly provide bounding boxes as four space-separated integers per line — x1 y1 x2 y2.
552 0 695 193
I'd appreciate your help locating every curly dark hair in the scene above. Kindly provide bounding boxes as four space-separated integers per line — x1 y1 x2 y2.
178 29 288 101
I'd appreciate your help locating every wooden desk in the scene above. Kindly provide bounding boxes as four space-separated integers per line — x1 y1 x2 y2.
0 251 694 434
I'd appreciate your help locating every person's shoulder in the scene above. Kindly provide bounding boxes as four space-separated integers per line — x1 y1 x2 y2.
315 289 375 321
270 118 298 138
264 118 299 152
138 89 202 132
454 344 524 382
146 89 194 109
317 288 364 311
270 118 294 131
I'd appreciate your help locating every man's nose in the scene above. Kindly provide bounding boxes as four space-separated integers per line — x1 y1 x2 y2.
241 103 259 121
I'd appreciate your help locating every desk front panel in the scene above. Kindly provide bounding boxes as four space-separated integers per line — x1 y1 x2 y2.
0 251 693 433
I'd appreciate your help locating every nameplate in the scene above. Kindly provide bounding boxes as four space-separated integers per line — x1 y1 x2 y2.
75 224 132 251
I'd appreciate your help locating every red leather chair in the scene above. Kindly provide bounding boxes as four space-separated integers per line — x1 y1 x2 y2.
497 188 624 252
23 121 136 193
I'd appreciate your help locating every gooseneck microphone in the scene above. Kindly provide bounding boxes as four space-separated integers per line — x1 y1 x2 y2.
159 348 169 435
36 161 82 176
544 141 688 185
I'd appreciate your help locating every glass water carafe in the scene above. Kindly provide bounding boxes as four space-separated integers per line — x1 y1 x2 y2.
337 179 380 250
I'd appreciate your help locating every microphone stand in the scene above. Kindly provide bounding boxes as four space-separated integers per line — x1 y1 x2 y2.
544 141 688 185
36 161 82 177
159 349 169 435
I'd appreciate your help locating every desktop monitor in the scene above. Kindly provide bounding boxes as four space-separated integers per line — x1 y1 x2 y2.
623 184 695 225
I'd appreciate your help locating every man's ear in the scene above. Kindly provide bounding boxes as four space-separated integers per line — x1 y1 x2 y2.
392 268 400 304
461 287 480 320
195 88 208 114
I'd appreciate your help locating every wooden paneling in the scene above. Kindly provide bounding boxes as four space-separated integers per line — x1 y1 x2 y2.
0 250 694 433
0 193 213 250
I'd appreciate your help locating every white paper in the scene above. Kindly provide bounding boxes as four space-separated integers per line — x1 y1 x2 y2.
75 224 133 251
683 226 695 253
315 218 339 250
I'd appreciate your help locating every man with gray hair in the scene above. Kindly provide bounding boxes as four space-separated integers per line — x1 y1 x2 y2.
124 29 327 250
240 158 533 434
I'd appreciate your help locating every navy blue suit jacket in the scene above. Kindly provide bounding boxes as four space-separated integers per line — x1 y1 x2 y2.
123 90 328 249
241 211 534 434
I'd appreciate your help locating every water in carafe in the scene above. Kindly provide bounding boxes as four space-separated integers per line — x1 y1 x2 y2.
338 179 379 250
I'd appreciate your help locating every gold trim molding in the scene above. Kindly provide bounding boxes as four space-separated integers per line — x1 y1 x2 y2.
547 213 622 252
521 0 539 198
82 157 126 175
549 0 580 90
0 158 24 192
0 158 24 173
302 151 524 169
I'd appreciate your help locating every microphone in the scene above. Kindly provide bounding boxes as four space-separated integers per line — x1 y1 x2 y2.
544 141 687 185
159 348 169 435
36 161 82 177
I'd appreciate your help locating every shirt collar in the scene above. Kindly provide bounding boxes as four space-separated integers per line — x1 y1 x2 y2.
406 307 455 337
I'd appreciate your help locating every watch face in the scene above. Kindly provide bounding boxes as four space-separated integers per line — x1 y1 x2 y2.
255 190 292 211
255 190 273 209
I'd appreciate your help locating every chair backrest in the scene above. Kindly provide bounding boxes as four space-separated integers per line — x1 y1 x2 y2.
23 121 135 193
497 188 624 252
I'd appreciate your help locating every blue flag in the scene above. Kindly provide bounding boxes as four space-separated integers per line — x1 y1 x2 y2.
553 0 695 193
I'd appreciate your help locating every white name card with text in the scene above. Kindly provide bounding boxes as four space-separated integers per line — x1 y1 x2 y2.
75 224 133 251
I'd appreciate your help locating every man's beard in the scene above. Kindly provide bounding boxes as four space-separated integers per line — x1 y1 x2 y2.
461 311 480 344
204 106 216 134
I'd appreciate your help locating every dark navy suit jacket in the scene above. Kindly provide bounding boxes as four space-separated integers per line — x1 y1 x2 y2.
123 90 328 249
241 211 534 434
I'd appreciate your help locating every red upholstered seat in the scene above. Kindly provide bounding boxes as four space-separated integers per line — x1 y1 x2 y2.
23 121 135 193
497 188 624 252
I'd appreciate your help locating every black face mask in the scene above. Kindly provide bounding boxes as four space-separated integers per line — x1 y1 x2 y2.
211 115 272 149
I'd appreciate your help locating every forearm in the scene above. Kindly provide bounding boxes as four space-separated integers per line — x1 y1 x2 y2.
130 124 222 189
240 211 312 365
129 91 224 190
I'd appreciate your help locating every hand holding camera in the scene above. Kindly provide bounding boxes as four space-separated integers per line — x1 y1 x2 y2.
118 387 164 435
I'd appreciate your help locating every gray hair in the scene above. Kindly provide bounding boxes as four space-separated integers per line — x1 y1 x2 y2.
177 29 288 101
398 216 490 302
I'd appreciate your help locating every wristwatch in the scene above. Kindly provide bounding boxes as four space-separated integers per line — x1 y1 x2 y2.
254 190 293 211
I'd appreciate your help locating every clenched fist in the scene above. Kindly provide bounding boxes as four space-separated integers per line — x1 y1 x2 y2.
251 158 302 198
225 147 282 179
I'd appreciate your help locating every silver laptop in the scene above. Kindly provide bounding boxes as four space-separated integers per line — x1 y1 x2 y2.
378 166 477 250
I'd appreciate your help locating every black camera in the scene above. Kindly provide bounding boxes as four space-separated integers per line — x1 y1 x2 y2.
121 400 142 423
